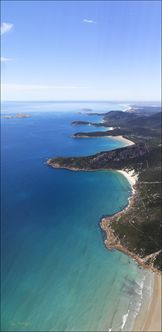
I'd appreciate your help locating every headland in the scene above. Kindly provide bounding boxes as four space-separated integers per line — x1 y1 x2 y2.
47 105 162 330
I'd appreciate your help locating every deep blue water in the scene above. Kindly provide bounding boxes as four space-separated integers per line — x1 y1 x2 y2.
1 102 153 331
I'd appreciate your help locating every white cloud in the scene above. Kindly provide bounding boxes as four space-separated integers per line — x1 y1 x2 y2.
83 19 96 24
1 57 13 62
0 22 13 35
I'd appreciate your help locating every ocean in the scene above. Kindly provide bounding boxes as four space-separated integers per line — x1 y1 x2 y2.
1 101 153 331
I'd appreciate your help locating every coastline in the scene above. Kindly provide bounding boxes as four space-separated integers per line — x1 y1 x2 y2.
47 129 161 332
72 134 135 147
101 168 161 332
133 273 161 332
100 168 161 273
117 169 138 194
110 135 135 146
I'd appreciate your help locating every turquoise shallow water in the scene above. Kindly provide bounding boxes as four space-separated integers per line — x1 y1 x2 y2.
1 102 153 331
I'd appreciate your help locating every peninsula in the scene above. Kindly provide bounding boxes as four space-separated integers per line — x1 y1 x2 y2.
48 106 162 272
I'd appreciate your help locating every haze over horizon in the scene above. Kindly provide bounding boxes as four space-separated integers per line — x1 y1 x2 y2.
1 1 161 101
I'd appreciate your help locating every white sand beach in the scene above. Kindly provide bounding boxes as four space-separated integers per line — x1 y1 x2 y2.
110 135 135 146
117 169 161 332
117 169 138 194
133 273 161 331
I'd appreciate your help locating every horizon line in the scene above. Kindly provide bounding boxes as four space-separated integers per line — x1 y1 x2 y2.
1 99 161 103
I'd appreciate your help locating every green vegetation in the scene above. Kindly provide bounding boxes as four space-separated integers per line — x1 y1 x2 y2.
109 167 162 270
48 107 162 270
74 127 161 139
48 144 161 172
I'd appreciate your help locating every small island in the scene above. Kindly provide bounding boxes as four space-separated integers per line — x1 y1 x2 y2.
2 113 31 119
47 106 162 272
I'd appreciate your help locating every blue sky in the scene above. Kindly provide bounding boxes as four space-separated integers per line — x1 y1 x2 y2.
1 0 161 101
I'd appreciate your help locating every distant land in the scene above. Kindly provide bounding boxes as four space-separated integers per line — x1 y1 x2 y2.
48 105 162 271
2 113 31 119
81 108 93 112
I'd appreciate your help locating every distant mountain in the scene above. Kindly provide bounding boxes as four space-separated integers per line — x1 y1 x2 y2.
103 109 161 129
130 106 161 116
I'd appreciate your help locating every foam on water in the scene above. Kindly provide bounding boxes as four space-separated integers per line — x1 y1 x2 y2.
119 268 154 332
121 310 130 330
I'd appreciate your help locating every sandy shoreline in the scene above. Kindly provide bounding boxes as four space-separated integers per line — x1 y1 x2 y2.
110 169 161 332
48 135 161 332
133 273 161 332
110 135 135 146
143 273 161 332
72 134 135 146
117 169 138 194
